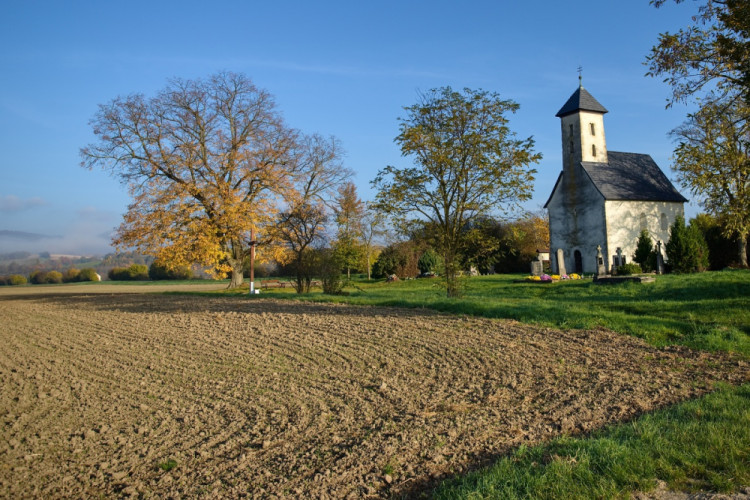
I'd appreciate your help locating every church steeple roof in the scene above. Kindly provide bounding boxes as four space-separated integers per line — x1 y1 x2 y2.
555 86 608 117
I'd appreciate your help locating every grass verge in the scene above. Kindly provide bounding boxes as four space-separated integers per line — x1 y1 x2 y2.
433 383 750 499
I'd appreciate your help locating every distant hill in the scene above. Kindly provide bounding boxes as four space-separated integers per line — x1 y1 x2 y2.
0 250 153 279
0 230 61 241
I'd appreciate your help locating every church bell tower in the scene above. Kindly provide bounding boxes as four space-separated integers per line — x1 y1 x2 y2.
555 78 608 175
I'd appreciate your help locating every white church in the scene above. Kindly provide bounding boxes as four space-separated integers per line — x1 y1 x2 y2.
544 83 687 274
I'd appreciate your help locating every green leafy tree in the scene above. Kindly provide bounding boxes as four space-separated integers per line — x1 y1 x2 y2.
359 203 386 280
459 219 501 274
647 0 750 105
332 182 365 279
670 98 749 266
372 87 540 297
691 212 747 268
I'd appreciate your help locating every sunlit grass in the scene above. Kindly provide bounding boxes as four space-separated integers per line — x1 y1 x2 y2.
434 383 750 499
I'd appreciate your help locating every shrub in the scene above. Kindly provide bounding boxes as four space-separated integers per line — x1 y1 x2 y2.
616 262 642 276
319 249 345 295
108 267 129 280
29 270 48 284
9 274 27 286
127 264 149 280
62 268 80 283
46 270 63 284
372 241 422 279
149 261 192 280
78 268 100 282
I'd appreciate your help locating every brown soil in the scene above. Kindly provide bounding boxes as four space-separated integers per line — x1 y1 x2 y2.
0 287 747 498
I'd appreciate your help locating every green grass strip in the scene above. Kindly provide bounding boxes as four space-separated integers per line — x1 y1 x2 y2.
433 383 750 499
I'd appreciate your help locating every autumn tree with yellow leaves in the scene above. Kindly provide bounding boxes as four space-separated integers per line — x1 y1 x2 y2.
81 72 346 288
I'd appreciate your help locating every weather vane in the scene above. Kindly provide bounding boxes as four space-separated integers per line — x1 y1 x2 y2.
578 66 583 86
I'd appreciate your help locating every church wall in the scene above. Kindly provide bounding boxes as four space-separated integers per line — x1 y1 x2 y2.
548 165 607 274
604 200 685 268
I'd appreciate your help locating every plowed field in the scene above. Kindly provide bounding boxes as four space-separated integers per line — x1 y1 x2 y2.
1 287 747 498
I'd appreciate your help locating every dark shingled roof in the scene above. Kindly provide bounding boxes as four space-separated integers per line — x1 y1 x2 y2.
581 151 688 202
556 86 608 117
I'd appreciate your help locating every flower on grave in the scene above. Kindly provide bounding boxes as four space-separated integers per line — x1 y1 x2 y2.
540 274 552 281
551 274 561 280
569 273 581 280
526 275 541 281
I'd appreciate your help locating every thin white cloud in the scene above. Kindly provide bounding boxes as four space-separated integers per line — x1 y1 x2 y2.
53 49 448 80
0 195 47 212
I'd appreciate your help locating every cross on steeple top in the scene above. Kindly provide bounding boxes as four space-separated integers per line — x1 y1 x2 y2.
577 66 583 87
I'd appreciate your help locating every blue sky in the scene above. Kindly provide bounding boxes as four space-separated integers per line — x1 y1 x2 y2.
0 0 701 255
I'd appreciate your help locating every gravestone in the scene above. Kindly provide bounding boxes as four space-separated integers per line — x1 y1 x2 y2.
615 247 624 268
656 240 665 275
556 248 566 276
596 245 606 276
530 255 544 276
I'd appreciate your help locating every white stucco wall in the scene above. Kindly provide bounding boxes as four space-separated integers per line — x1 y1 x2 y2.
604 200 685 268
560 110 608 168
547 164 607 274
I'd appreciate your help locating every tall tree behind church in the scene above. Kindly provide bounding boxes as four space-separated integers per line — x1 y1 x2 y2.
372 87 540 297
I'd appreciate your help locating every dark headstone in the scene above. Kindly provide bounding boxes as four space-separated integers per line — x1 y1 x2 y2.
530 259 543 277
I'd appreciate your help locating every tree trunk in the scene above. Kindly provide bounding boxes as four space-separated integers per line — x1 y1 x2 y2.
442 245 461 298
228 258 244 288
740 234 748 268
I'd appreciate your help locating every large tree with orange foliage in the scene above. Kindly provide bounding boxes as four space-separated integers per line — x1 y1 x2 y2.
81 72 345 287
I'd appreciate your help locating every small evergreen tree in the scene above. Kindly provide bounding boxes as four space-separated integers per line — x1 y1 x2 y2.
666 215 709 273
417 249 441 275
633 229 656 272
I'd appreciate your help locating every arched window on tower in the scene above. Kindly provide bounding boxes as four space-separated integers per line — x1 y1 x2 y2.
592 144 597 157
590 123 595 135
661 213 668 231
